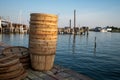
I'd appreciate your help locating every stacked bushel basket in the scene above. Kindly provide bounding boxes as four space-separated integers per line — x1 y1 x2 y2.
0 54 27 80
29 13 58 71
2 46 30 69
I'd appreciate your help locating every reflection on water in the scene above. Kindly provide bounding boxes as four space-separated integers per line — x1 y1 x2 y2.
0 32 120 80
67 33 97 55
0 33 29 47
86 33 89 45
94 37 97 56
56 32 120 80
69 34 94 55
72 35 76 54
0 34 2 42
10 34 14 41
68 34 71 49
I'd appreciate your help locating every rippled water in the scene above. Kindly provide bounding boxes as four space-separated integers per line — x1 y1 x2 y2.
0 32 120 80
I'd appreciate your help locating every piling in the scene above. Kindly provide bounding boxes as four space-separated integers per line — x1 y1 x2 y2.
29 13 58 71
94 37 97 55
94 37 96 48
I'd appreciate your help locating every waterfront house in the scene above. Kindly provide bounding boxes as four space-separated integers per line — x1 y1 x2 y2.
0 17 29 33
58 28 64 34
1 22 28 33
64 27 71 34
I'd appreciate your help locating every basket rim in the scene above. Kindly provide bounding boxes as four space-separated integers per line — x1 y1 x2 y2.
30 13 58 17
2 46 28 56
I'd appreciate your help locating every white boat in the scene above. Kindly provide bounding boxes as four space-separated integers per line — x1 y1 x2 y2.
100 29 107 32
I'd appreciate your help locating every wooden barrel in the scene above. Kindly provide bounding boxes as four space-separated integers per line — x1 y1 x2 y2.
29 13 58 71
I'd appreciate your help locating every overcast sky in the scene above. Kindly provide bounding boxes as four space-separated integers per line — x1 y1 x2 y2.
0 0 120 28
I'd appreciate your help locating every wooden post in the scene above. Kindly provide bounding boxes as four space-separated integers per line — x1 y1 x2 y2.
94 37 96 55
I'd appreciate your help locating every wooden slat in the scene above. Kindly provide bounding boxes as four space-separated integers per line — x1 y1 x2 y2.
27 70 43 80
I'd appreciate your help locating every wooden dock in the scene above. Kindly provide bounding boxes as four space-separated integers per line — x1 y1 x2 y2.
0 42 93 80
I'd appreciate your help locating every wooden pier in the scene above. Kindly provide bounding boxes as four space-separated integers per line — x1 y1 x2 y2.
0 42 93 80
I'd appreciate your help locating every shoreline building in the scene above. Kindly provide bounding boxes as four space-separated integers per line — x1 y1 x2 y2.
58 26 89 35
0 17 2 33
0 17 29 34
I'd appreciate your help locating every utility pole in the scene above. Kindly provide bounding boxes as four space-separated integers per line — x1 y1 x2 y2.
69 19 71 34
74 10 76 34
0 17 2 33
0 17 1 28
69 19 71 28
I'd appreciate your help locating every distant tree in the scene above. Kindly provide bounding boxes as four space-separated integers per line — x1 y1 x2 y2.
109 26 117 30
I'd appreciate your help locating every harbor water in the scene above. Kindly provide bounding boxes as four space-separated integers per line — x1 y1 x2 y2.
0 32 120 80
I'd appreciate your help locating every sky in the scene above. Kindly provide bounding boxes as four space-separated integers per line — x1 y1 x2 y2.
0 0 120 28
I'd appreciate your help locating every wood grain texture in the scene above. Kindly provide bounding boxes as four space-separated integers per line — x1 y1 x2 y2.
29 13 58 71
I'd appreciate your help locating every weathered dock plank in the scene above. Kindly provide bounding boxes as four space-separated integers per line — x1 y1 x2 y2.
0 42 93 80
27 70 43 80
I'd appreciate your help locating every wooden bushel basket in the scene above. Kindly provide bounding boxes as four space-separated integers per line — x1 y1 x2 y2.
30 53 55 71
2 46 30 69
0 54 27 80
29 13 58 71
0 54 19 68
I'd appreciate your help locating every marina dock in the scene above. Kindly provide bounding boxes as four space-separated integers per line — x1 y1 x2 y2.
0 42 93 80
